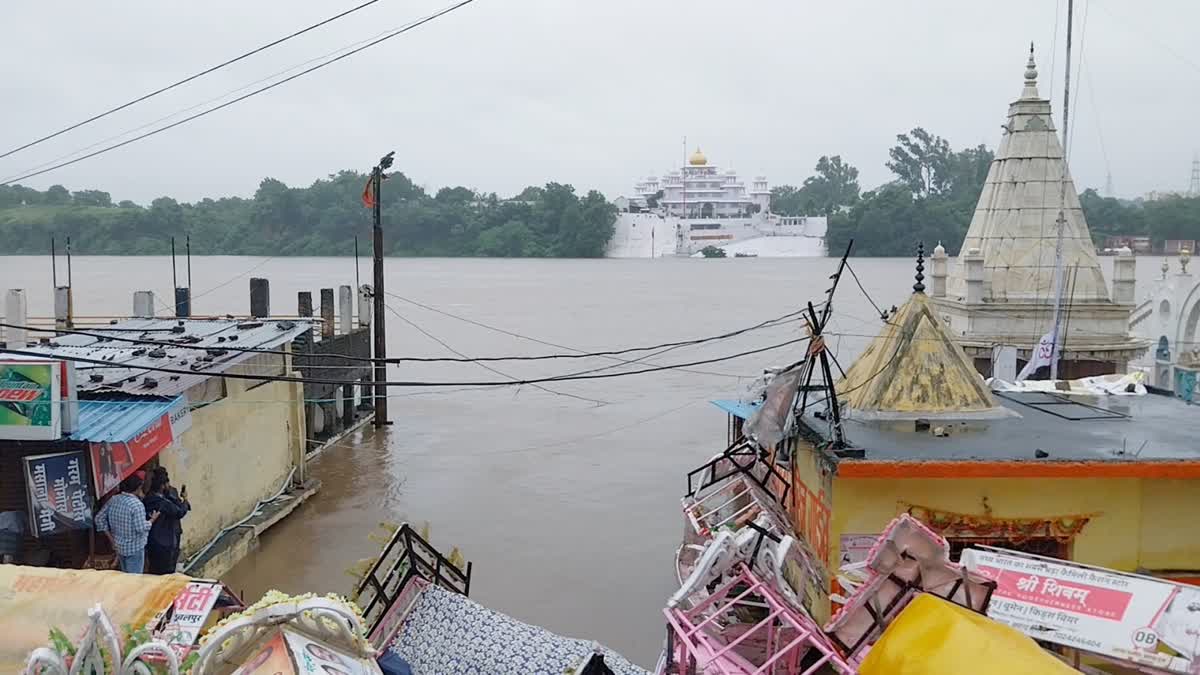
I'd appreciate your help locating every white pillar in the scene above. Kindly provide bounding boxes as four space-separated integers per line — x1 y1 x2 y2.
4 289 28 348
1112 246 1137 304
133 291 156 319
931 242 948 298
358 285 372 328
338 285 353 335
964 248 985 305
54 286 72 329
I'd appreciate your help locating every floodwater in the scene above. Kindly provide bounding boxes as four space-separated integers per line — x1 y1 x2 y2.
0 253 1167 666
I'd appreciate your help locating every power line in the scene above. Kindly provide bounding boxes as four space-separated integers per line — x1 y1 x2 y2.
382 303 610 406
0 307 802 366
0 337 804 388
0 0 478 186
385 290 808 378
845 262 889 321
0 0 387 160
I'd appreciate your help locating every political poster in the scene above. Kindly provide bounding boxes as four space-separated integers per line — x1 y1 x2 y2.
963 549 1198 673
23 451 92 537
90 396 192 496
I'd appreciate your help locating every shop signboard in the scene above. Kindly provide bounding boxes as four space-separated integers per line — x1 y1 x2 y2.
90 396 192 496
963 549 1199 673
161 582 222 648
0 361 61 440
23 451 92 537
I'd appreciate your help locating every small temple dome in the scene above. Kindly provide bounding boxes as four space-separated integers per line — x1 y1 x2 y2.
688 148 708 166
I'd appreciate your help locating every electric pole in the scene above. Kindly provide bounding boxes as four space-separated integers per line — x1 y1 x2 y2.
372 150 394 427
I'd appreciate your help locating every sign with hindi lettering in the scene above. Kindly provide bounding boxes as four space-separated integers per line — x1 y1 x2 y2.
23 451 92 537
161 582 222 648
963 549 1198 673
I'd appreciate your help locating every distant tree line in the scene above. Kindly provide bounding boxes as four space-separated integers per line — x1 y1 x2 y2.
769 126 1200 256
0 173 616 257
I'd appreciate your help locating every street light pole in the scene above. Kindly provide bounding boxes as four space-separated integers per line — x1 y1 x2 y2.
372 151 394 427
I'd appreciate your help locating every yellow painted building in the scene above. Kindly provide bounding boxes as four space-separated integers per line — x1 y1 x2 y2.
726 265 1200 624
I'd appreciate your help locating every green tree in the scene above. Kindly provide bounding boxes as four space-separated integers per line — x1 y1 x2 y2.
72 190 112 207
887 128 952 196
44 185 71 205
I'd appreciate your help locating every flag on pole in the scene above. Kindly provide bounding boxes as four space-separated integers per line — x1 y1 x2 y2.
361 175 376 209
1017 331 1057 381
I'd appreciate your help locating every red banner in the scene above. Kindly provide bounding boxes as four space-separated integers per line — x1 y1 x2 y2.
90 411 178 496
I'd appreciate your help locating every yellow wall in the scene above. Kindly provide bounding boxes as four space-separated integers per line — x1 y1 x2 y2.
1138 479 1200 571
829 476 1200 582
158 374 304 556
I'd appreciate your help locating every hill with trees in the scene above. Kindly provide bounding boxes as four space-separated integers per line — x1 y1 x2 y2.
0 172 616 257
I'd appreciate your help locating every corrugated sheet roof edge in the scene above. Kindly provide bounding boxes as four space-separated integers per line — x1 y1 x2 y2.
72 395 183 443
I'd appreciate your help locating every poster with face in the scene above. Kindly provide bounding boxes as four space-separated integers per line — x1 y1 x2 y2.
232 632 295 675
282 630 377 675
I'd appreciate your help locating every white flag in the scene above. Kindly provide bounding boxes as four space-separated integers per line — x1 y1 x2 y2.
1017 331 1057 381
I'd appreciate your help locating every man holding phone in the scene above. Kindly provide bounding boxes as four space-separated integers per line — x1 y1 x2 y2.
96 473 158 574
143 466 190 575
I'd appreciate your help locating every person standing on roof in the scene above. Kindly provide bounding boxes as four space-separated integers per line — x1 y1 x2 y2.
142 467 190 575
95 474 158 574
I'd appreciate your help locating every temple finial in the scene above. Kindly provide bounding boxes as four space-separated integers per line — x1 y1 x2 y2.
1021 43 1039 99
914 242 926 294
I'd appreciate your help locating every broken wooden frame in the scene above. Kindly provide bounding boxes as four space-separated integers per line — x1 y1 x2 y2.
351 522 472 645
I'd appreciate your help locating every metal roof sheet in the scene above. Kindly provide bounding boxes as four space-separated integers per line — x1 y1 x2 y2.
72 396 183 443
711 399 760 421
21 318 313 397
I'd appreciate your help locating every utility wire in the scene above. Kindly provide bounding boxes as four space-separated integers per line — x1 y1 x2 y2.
0 0 478 185
0 338 804 388
845 263 889 321
0 307 802 365
0 0 386 160
383 304 610 406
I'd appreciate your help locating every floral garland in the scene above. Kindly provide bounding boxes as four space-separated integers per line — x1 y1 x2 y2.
903 503 1094 543
198 590 368 650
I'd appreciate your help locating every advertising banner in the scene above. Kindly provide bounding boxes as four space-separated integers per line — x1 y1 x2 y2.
161 582 222 648
90 396 192 496
0 361 61 440
23 451 93 537
963 549 1198 673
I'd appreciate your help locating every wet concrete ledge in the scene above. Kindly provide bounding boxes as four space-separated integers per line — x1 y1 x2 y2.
187 479 321 579
305 410 376 462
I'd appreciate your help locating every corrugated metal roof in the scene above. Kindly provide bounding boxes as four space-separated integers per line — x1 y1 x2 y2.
72 396 183 443
21 318 313 397
711 399 760 421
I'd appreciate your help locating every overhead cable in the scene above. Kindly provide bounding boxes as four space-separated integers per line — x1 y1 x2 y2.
0 0 478 185
0 0 387 160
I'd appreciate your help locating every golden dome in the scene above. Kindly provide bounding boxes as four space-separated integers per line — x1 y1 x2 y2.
688 147 708 166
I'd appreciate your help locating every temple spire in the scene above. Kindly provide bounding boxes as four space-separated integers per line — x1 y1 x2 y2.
1021 42 1040 99
913 242 926 294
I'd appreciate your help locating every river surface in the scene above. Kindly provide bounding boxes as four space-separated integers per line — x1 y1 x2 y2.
0 254 1168 665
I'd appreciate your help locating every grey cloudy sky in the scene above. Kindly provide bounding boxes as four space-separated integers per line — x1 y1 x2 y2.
2 0 1198 204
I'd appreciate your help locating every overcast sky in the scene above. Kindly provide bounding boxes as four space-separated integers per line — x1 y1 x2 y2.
2 0 1198 204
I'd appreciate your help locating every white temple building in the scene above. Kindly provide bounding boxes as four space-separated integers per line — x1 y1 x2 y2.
1130 250 1200 392
606 149 827 258
930 47 1148 377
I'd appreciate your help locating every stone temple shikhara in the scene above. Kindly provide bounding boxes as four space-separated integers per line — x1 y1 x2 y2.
930 46 1148 378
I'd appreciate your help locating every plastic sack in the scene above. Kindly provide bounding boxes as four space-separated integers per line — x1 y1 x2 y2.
858 594 1077 675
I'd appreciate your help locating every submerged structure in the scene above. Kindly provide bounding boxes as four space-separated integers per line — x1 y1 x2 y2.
932 47 1147 377
606 149 827 258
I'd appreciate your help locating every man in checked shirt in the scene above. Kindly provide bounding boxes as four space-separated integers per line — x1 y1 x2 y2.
96 474 159 574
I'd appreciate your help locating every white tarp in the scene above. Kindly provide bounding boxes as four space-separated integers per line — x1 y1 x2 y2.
988 372 1147 397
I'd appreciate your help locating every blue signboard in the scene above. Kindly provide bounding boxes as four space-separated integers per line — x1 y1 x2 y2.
24 451 93 537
